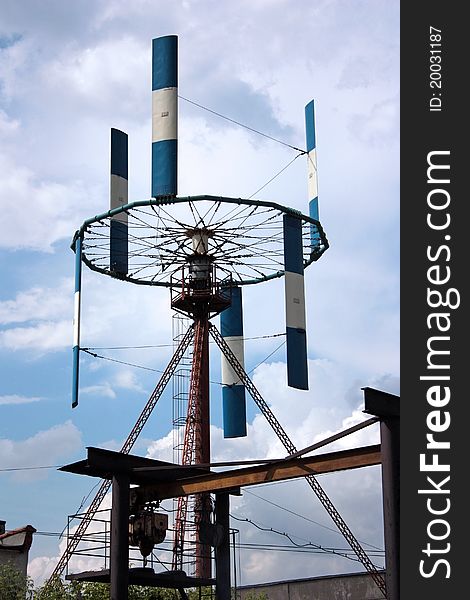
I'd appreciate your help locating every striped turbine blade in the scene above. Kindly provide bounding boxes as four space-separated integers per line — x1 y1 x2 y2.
283 214 308 390
220 287 247 438
152 35 178 197
305 100 321 250
110 128 128 275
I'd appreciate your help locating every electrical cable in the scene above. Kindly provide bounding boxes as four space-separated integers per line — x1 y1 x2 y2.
244 489 384 551
81 349 165 374
59 480 103 539
81 333 287 387
0 464 61 472
231 513 355 561
180 94 306 202
230 513 383 568
248 153 303 199
247 340 286 375
179 94 306 153
31 530 384 559
234 543 384 557
83 332 285 351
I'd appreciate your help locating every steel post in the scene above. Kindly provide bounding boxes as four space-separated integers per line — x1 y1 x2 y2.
380 413 399 599
215 492 231 600
110 473 130 600
363 387 400 600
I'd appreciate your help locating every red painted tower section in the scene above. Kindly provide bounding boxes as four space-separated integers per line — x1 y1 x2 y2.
171 254 231 577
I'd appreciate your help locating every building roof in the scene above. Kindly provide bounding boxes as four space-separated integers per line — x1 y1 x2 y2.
0 525 37 553
237 570 387 590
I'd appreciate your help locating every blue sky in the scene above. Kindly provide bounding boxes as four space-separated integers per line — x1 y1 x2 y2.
0 0 399 586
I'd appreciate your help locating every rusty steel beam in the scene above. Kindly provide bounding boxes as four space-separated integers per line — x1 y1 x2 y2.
131 444 381 505
286 417 379 459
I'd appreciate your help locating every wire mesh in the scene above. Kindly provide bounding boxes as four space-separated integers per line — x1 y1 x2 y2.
79 196 327 287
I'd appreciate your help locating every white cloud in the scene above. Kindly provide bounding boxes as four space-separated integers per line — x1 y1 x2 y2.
146 429 174 462
0 152 101 252
114 369 147 393
0 394 41 405
0 108 19 135
0 278 72 324
349 97 399 146
0 271 172 355
28 555 58 587
44 36 149 119
0 320 71 352
311 406 380 452
0 279 74 353
79 370 147 399
0 421 82 482
80 383 116 399
0 35 34 101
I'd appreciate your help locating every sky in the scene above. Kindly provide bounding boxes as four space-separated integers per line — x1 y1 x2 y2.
0 0 399 588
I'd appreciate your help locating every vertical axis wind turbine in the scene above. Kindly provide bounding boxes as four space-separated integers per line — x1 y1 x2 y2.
55 33 384 598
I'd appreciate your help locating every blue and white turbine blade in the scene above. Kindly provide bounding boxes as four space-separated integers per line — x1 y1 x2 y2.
283 214 308 390
305 100 320 250
152 35 178 197
72 235 83 408
110 128 128 275
221 287 247 438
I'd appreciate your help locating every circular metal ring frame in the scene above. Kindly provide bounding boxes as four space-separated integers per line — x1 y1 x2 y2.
74 195 329 287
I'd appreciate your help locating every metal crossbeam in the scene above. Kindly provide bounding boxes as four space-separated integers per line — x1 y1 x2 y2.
208 323 387 597
133 445 381 501
44 325 195 587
